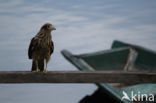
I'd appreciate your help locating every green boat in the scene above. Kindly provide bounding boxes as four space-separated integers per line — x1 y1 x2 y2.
61 40 156 103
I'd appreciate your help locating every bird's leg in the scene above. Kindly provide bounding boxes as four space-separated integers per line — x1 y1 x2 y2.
36 61 40 72
32 60 39 72
44 59 48 73
45 63 48 72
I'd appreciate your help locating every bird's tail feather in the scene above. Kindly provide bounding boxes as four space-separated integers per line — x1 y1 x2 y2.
31 60 37 71
38 60 44 72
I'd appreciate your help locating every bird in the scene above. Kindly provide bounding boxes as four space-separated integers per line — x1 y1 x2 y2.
28 23 56 72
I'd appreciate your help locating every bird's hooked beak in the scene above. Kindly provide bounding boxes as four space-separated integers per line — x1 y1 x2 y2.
50 25 56 30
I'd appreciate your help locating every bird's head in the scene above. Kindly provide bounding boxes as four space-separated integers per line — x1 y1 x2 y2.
41 23 56 32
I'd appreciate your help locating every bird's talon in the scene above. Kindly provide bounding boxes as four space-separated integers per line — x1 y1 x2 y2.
31 70 38 72
44 69 48 73
36 68 40 72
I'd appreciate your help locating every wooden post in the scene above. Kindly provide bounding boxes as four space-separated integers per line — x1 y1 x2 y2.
0 71 155 83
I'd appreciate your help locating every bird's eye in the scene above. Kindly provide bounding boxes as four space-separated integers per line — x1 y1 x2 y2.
47 25 50 29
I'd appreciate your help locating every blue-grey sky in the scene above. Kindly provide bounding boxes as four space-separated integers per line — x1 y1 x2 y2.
0 0 156 103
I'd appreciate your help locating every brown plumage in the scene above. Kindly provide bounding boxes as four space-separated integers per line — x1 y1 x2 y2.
28 23 56 72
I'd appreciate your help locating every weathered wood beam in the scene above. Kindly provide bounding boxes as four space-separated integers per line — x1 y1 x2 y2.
0 71 155 84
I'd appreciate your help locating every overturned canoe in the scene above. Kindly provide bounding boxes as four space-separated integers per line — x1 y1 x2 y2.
61 40 156 103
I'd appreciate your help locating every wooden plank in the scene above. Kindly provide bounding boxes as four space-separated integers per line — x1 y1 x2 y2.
123 48 138 71
0 71 155 84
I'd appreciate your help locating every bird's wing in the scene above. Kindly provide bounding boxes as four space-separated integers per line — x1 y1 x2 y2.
49 41 54 55
28 38 35 59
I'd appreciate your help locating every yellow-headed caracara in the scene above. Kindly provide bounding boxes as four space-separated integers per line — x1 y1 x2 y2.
28 23 56 72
